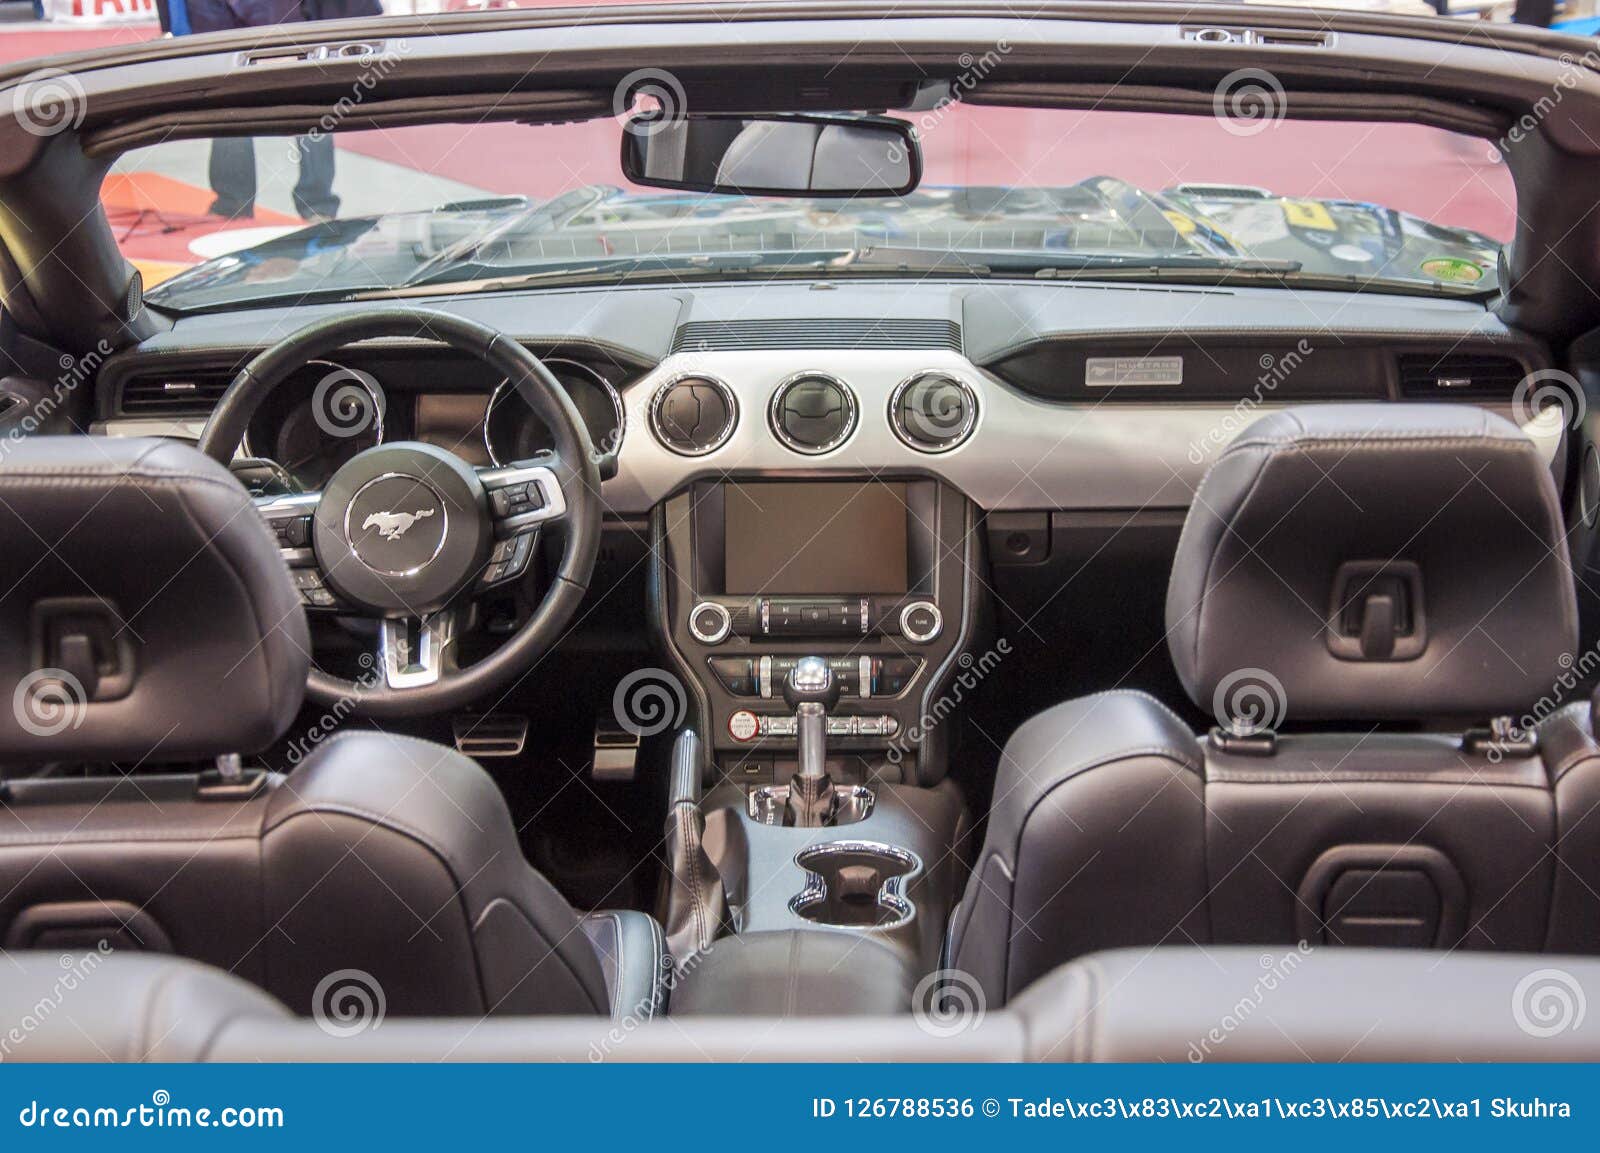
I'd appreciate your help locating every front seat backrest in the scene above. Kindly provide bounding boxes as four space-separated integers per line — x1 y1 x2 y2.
0 437 642 1019
951 404 1596 1004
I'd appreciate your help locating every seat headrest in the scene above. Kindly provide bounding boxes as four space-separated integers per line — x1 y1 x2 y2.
0 437 308 762
1167 404 1576 724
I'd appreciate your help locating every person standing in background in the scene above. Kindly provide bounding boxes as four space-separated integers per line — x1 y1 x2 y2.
181 0 344 220
1512 0 1556 28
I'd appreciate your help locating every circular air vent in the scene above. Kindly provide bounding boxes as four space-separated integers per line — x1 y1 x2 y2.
889 371 978 453
769 372 858 455
649 374 738 457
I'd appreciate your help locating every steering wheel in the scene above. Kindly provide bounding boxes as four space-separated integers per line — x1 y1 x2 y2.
197 308 602 718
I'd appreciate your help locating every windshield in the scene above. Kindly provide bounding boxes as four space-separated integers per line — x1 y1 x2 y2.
118 105 1514 311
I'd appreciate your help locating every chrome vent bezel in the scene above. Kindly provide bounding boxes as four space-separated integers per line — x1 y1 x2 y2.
648 372 739 458
888 370 979 454
767 371 859 456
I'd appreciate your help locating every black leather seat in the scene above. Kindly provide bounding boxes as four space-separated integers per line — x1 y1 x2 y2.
951 404 1600 1004
0 437 666 1020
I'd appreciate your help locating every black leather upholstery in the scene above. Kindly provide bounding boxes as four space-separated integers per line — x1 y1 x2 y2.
580 909 670 1019
8 946 1598 1062
0 438 660 1019
1167 404 1576 721
0 731 663 1017
672 929 915 1016
953 404 1599 1005
0 437 308 761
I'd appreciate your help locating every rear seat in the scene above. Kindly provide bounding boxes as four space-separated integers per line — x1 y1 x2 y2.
2 947 1596 1061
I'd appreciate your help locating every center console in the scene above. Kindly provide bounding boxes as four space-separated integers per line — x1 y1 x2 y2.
654 477 976 788
652 476 977 1013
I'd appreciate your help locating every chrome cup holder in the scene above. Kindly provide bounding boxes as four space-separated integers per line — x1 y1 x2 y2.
747 783 875 827
789 841 919 929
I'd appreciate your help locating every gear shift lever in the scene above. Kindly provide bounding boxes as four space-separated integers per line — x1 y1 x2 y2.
783 656 843 827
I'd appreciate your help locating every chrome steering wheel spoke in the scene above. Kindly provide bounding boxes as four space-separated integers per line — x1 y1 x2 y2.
378 610 458 689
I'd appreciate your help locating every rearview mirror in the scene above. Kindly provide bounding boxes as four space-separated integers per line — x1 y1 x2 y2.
620 113 920 198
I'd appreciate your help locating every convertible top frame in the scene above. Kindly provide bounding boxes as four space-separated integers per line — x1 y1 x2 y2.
2 1 1598 350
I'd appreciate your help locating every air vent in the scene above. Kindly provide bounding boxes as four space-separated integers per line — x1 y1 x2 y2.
120 372 235 416
1396 353 1527 400
769 372 857 455
650 374 738 456
672 318 960 353
890 372 979 453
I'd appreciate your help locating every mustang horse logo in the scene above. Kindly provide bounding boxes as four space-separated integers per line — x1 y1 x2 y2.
362 508 436 541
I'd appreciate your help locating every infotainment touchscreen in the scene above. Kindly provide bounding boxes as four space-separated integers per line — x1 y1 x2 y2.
723 481 908 595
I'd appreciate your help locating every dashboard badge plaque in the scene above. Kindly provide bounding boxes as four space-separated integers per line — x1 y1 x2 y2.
1085 356 1183 387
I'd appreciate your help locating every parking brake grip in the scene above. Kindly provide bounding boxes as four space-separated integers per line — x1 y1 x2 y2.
661 729 726 968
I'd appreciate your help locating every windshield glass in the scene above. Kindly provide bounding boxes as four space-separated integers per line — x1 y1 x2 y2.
116 105 1514 311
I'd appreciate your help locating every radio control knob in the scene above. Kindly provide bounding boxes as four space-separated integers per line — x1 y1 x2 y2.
689 601 732 645
899 601 943 644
